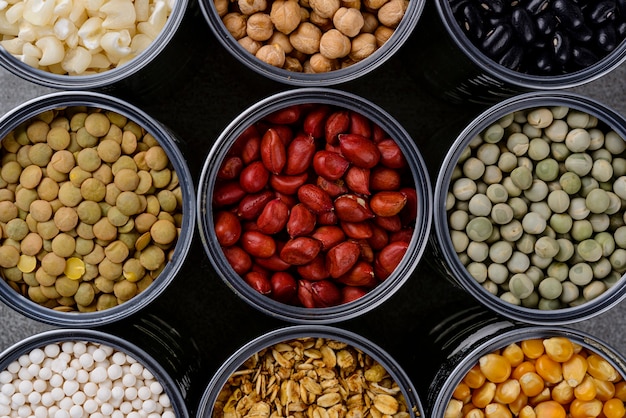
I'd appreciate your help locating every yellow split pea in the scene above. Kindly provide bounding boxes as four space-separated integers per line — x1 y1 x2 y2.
0 106 183 313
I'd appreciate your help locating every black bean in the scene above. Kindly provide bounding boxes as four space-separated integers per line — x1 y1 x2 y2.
498 45 524 69
450 0 469 15
596 24 618 52
552 0 585 28
511 7 536 43
617 0 626 15
480 0 505 14
588 0 618 25
481 24 514 58
525 0 550 15
535 11 557 36
533 50 555 73
572 46 599 67
567 24 593 43
460 3 486 40
552 31 573 65
617 21 626 37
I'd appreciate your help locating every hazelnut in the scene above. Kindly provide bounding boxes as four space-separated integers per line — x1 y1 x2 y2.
374 25 393 46
363 0 387 10
238 0 267 15
238 36 263 54
333 7 364 37
223 12 248 40
309 0 340 18
267 31 294 53
214 0 229 16
309 52 340 72
360 11 378 33
341 0 360 9
256 44 287 67
310 11 334 32
270 0 302 34
284 55 304 71
246 12 274 41
319 28 351 59
349 32 376 61
289 22 322 54
377 0 407 27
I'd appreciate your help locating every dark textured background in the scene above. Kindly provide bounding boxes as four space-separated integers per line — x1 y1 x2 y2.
1 9 626 414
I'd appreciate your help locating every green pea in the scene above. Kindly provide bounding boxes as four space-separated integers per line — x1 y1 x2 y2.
571 220 593 241
529 202 551 220
588 128 605 150
476 143 501 165
507 251 530 274
565 128 591 152
507 132 530 156
509 273 534 299
550 214 572 234
535 236 560 259
482 166 503 185
603 271 622 289
489 241 513 264
576 239 603 262
448 210 469 231
559 172 581 195
538 277 562 300
522 212 546 235
491 203 514 225
462 157 485 180
612 158 626 177
547 262 569 282
527 107 554 129
500 292 521 305
560 281 580 304
516 233 536 255
500 219 523 242
604 131 626 155
551 142 570 161
606 192 622 215
483 123 505 144
614 226 626 249
486 184 509 203
528 138 551 161
550 106 569 120
501 177 521 197
591 258 612 279
544 119 568 142
580 176 600 198
468 194 492 216
535 158 560 182
482 280 499 295
487 263 509 284
521 291 540 308
531 253 553 269
568 197 590 220
510 166 533 190
613 176 626 200
452 178 477 201
583 281 607 301
446 192 455 211
466 262 487 283
592 148 612 162
546 189 569 214
595 232 616 257
590 159 613 184
524 179 549 202
566 110 591 128
569 262 594 286
589 214 609 232
467 241 489 262
564 153 593 177
465 217 493 242
508 197 528 218
585 188 610 214
609 249 626 272
498 152 518 173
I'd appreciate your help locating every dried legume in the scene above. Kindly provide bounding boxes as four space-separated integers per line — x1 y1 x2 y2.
446 336 626 418
0 106 183 312
212 336 411 418
447 105 626 309
212 103 418 308
0 340 174 417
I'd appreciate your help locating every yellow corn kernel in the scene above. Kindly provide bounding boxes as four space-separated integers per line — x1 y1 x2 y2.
587 354 620 382
535 354 563 384
64 257 86 280
518 405 536 418
462 403 477 417
574 375 598 401
494 379 521 404
464 408 485 418
563 354 588 387
484 403 512 418
603 398 626 418
615 382 626 401
534 400 566 418
502 343 525 367
464 365 487 389
569 398 603 418
509 392 528 416
453 382 471 402
528 387 551 406
444 399 463 418
479 354 512 383
551 380 574 404
513 361 536 380
595 378 617 401
521 339 545 359
519 372 545 397
472 382 496 409
542 337 574 363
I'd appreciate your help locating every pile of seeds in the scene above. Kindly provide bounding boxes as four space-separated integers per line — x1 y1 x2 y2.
0 106 183 312
446 105 626 310
212 336 414 418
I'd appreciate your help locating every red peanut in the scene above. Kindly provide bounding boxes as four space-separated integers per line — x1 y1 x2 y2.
311 225 345 251
287 203 317 238
336 260 377 287
317 176 348 197
239 161 269 193
303 105 330 139
285 133 316 175
370 191 407 217
377 138 407 169
241 231 276 259
344 166 371 195
297 184 333 214
340 221 373 239
244 271 272 295
313 150 350 180
296 255 329 281
341 286 368 304
213 181 246 208
215 211 242 246
237 190 275 220
374 241 409 280
298 279 341 308
334 194 374 222
325 110 350 144
271 272 298 303
265 105 301 124
326 240 360 278
370 167 401 191
261 128 287 175
270 173 308 195
222 245 252 275
280 237 322 265
256 198 289 235
338 134 380 168
218 156 244 180
349 111 372 138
